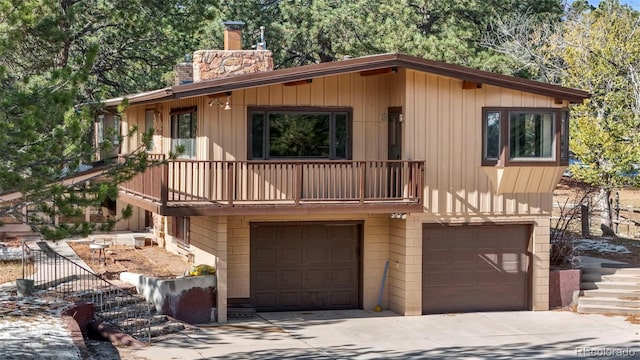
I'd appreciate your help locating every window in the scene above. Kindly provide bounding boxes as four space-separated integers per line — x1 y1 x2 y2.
144 109 155 152
113 115 121 145
482 107 569 166
248 107 351 159
96 115 105 145
95 113 121 152
170 216 190 248
171 107 196 158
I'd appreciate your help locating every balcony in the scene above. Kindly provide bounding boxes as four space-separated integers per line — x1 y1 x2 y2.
119 159 425 216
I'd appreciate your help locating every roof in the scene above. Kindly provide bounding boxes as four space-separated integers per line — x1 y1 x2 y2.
103 53 590 107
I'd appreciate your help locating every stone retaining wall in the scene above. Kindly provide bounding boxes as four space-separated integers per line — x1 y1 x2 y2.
120 272 216 324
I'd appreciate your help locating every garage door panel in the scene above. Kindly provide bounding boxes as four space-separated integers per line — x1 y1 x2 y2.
253 248 277 264
331 291 357 306
304 247 329 263
254 293 276 306
279 292 303 307
423 224 530 314
331 268 356 286
278 270 302 288
330 248 354 262
448 271 472 285
424 249 447 264
280 248 303 264
451 249 474 263
305 269 331 286
253 271 277 289
251 223 360 311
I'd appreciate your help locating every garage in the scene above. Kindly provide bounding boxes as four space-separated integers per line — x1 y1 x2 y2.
250 222 361 311
422 224 531 314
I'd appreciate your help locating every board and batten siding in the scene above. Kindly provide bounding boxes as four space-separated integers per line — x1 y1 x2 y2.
122 68 565 217
403 69 563 217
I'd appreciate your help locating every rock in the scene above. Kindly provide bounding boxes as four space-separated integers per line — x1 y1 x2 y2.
601 224 617 237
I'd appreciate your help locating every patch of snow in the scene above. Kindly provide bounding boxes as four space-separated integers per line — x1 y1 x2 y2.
0 291 80 360
574 238 631 254
0 246 24 261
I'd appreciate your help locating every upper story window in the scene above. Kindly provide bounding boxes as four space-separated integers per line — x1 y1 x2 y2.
171 107 196 158
144 109 154 152
248 107 351 160
482 107 569 166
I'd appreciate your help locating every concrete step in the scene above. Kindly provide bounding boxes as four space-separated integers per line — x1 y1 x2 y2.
578 296 640 308
98 303 152 321
581 281 640 291
580 289 640 299
582 273 640 283
577 303 640 315
581 266 640 276
117 314 168 331
148 322 186 338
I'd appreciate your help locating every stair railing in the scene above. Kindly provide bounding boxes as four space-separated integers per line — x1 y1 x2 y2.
21 241 152 343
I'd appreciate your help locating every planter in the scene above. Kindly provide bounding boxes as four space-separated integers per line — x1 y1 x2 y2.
133 236 145 248
549 268 581 309
16 278 35 297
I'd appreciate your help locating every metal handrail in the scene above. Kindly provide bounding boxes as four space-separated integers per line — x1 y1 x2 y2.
21 241 152 342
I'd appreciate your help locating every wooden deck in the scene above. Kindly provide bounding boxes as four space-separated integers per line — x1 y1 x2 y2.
119 159 425 216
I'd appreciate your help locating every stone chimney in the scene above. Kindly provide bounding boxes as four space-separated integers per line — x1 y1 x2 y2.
191 21 274 83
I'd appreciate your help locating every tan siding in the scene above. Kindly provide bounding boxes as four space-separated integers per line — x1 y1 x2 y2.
120 68 564 218
269 84 283 105
310 77 324 106
405 69 561 216
324 75 338 105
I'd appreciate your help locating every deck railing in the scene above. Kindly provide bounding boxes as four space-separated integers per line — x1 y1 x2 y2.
121 159 424 206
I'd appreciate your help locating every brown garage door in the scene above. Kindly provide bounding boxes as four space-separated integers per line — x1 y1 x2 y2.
250 222 360 311
422 224 531 314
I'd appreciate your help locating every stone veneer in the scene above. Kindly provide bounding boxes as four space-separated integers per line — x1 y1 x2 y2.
192 50 273 82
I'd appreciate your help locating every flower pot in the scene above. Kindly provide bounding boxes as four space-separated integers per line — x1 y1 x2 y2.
16 278 35 297
549 268 581 309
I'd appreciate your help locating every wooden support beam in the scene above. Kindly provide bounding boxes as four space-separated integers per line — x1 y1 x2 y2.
359 67 397 77
284 79 313 86
462 80 482 90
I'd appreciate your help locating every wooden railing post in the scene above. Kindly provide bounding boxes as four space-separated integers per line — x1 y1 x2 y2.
359 161 366 204
161 162 168 206
295 163 302 205
418 162 425 206
227 162 234 206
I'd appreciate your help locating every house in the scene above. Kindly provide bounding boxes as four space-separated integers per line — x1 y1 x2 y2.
103 23 589 323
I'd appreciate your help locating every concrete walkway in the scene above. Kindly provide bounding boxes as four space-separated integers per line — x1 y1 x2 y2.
123 310 640 359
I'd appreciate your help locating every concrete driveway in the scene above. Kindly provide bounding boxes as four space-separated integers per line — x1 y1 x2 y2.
127 310 640 359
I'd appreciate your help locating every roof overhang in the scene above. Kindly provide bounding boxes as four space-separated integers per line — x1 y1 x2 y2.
103 53 590 108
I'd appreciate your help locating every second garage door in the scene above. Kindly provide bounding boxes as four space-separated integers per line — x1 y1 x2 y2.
422 224 531 314
250 222 361 311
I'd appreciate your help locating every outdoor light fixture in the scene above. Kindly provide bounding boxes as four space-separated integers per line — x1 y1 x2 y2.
390 213 407 219
208 92 232 110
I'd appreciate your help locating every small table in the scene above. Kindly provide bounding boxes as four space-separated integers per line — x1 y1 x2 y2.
89 243 109 264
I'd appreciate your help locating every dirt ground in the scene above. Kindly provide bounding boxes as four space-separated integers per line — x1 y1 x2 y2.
553 177 640 265
0 237 33 284
67 242 191 280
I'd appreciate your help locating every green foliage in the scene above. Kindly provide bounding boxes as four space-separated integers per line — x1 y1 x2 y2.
485 0 640 226
206 0 563 73
0 0 207 239
562 1 640 191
